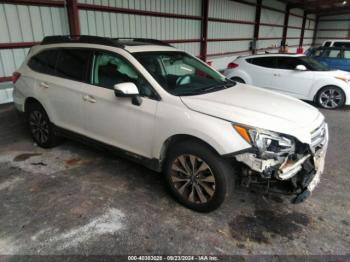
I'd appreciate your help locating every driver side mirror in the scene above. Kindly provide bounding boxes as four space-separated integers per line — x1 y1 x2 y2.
114 82 142 106
295 65 307 71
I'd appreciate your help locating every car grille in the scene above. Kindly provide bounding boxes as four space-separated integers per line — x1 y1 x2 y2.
310 122 327 153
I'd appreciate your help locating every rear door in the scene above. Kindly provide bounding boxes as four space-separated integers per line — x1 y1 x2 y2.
245 57 277 88
45 48 92 134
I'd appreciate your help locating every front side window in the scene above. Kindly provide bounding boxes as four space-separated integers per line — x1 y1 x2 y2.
55 49 92 82
90 52 155 98
133 51 234 96
276 56 328 71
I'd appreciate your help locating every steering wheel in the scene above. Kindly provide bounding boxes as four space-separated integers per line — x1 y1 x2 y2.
176 75 191 86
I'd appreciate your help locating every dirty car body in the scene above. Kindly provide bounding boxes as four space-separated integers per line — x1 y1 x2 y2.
13 36 328 211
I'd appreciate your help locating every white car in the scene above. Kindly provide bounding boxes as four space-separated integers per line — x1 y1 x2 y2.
224 54 350 109
13 36 328 212
322 40 350 48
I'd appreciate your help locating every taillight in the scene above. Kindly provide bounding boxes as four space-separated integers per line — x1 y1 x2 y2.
227 62 239 69
12 72 21 84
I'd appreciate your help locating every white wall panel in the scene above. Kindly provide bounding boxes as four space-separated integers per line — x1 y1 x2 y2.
209 0 256 21
78 0 202 16
208 22 254 39
0 4 68 79
260 9 284 25
259 25 283 39
79 10 201 55
207 40 251 55
288 15 303 28
263 0 285 11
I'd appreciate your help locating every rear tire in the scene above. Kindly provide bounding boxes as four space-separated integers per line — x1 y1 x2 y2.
315 86 345 109
231 77 245 84
164 140 235 212
26 103 60 148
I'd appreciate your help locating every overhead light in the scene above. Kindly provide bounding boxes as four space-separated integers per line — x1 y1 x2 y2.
343 0 347 5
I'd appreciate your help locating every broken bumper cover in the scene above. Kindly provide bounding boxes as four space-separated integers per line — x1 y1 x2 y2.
235 123 329 203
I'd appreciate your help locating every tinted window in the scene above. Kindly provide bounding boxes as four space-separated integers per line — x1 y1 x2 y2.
276 57 300 70
28 49 59 75
333 42 350 48
247 57 277 68
323 41 331 47
276 56 328 71
55 49 91 82
91 51 156 98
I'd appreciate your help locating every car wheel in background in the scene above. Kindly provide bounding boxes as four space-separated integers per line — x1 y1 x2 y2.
315 86 346 109
164 140 235 212
27 103 61 148
231 77 245 84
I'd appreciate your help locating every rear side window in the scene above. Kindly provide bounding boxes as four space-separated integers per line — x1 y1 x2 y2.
333 42 350 48
327 49 342 58
323 41 331 47
28 49 59 75
246 57 276 68
55 49 92 82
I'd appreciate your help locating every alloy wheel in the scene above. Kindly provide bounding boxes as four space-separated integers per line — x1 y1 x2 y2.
170 154 216 204
319 88 343 109
29 110 49 144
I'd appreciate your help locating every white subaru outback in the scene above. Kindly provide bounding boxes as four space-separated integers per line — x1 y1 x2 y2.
13 36 328 212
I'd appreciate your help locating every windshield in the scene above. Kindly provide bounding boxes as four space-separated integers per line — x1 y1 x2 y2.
133 51 235 96
299 56 329 71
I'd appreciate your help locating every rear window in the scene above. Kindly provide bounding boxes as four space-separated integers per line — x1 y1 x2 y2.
28 49 59 75
246 57 276 68
55 49 92 82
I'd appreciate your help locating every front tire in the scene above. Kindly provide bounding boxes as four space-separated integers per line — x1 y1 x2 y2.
315 86 346 109
164 140 234 212
27 103 60 148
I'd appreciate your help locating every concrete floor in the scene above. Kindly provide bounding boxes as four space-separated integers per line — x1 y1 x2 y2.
0 103 349 256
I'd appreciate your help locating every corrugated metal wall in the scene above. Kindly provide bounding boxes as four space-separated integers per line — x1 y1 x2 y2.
0 0 320 83
207 0 256 56
0 3 69 78
78 0 202 56
316 14 350 46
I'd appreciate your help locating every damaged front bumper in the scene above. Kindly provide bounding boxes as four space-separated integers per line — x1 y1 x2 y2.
235 123 328 204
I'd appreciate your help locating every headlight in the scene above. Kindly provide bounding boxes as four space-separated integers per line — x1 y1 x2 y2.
233 125 295 156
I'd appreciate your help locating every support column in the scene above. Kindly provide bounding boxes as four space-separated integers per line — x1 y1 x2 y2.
282 5 290 47
66 0 80 36
299 11 307 47
252 0 262 54
312 15 319 46
200 0 209 61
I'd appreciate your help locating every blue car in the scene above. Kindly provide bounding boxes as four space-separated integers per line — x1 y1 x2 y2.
306 47 350 72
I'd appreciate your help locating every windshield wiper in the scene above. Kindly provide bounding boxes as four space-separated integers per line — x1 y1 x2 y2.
201 82 236 92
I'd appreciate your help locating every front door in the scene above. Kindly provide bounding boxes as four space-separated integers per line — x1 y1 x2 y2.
83 50 159 158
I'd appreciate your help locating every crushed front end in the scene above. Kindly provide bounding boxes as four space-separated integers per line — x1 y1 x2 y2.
233 122 328 203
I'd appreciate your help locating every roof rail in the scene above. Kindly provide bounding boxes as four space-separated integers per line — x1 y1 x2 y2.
41 35 125 48
41 35 172 48
113 38 172 47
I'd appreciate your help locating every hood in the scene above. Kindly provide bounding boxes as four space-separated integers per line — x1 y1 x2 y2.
180 84 324 144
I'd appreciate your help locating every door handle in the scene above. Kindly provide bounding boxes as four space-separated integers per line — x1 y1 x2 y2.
273 73 281 77
40 82 49 88
83 95 96 103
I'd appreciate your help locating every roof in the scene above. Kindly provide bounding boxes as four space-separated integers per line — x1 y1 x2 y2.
239 53 305 59
282 0 350 16
40 35 178 53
